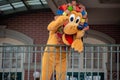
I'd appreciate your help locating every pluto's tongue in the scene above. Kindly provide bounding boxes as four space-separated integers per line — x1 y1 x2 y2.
65 34 73 45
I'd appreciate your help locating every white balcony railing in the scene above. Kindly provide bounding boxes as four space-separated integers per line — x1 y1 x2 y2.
0 44 119 80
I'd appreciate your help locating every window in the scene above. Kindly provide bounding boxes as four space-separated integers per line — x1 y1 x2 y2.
0 43 24 80
2 43 23 69
68 51 80 69
83 46 104 69
0 28 33 80
0 38 26 80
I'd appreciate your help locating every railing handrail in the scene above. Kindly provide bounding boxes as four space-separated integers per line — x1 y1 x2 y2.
0 44 120 47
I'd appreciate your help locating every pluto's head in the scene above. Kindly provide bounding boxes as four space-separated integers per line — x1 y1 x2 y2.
64 11 82 35
62 11 84 45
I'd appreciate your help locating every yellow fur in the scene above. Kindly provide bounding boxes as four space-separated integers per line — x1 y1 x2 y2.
41 11 85 80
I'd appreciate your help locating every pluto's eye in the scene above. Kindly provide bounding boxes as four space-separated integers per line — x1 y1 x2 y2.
69 14 75 22
76 16 80 24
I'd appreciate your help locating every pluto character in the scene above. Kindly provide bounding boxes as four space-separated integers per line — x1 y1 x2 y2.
41 1 89 80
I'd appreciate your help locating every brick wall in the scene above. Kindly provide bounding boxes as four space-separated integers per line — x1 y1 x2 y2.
0 10 120 44
90 25 120 44
0 10 55 44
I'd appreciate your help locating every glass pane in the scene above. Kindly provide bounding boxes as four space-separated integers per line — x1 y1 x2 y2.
2 59 21 68
41 0 47 4
0 72 22 80
2 59 10 68
84 46 104 69
0 4 13 11
2 43 22 68
3 47 13 59
86 52 91 58
73 59 79 68
94 47 103 58
84 59 91 68
12 2 24 8
68 53 71 68
86 59 91 68
3 52 10 59
27 0 41 5
94 59 102 68
94 52 102 59
84 47 93 58
12 49 22 59
12 59 21 68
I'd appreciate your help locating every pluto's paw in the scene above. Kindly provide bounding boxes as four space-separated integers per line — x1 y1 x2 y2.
71 39 83 53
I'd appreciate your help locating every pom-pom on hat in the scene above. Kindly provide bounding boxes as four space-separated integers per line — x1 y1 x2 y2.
59 4 67 11
56 0 88 17
56 0 89 31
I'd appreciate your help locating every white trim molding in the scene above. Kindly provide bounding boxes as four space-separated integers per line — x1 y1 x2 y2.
83 29 115 44
0 28 33 45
